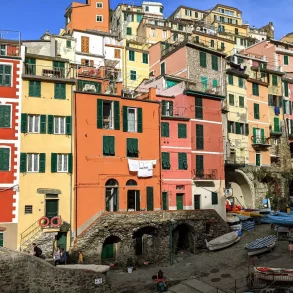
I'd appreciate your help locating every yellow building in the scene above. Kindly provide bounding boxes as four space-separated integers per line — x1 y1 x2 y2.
168 5 206 21
18 53 75 253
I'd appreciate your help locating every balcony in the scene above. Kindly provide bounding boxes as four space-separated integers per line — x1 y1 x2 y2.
270 125 282 137
251 136 271 148
77 65 121 81
23 64 72 80
192 169 217 180
76 79 102 93
225 156 245 168
276 46 293 56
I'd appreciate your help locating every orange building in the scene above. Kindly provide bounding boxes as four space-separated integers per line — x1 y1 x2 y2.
65 0 110 34
74 84 161 232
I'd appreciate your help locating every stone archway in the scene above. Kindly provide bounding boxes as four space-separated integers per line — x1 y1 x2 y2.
172 223 196 254
226 169 255 208
101 235 121 263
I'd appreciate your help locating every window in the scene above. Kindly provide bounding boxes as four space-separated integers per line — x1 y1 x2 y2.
29 81 41 97
284 55 289 65
235 28 238 35
81 36 90 53
54 116 65 134
254 103 260 119
256 153 261 166
160 6 163 13
178 153 188 170
185 9 191 16
211 192 218 205
0 45 6 56
211 55 218 71
221 42 225 50
142 53 148 64
195 11 198 18
0 105 11 128
127 27 132 35
130 70 136 80
284 81 289 97
25 205 33 214
161 122 169 137
150 28 156 37
66 40 71 48
129 50 135 61
229 94 234 106
196 124 204 149
97 100 116 129
114 49 121 59
54 83 66 99
145 6 149 11
252 83 259 96
161 100 173 116
27 154 40 172
96 15 103 22
103 136 115 156
201 76 208 91
0 233 3 247
195 155 204 178
0 64 12 87
210 40 214 48
178 123 187 138
160 62 165 75
272 75 278 86
162 30 167 39
127 108 137 132
178 24 183 31
137 14 142 22
199 51 207 67
228 74 233 85
126 138 138 157
238 77 244 88
212 79 218 88
166 79 179 88
239 96 244 108
96 2 103 8
195 36 199 43
57 154 69 172
162 152 170 170
173 33 178 41
195 98 203 119
0 148 10 171
28 115 40 133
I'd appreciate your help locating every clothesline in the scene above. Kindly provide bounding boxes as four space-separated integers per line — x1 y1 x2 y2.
128 159 157 178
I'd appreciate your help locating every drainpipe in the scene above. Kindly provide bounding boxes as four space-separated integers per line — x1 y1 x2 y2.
69 83 73 247
74 90 78 238
158 102 162 210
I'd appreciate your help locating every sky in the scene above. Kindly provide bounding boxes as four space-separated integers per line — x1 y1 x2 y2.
1 0 293 40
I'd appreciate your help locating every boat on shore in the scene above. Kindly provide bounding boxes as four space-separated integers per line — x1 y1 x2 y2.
226 215 242 231
254 267 293 282
245 235 277 256
205 231 240 251
267 215 293 226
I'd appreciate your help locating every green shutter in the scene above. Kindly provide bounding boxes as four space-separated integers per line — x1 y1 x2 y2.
135 190 140 211
40 115 46 134
123 106 128 132
268 94 273 106
20 153 27 173
245 124 249 135
103 136 109 155
279 96 283 107
195 98 203 119
178 123 187 138
146 187 154 211
161 100 166 116
200 51 207 67
0 148 10 171
228 74 233 85
169 101 173 116
54 83 66 99
161 122 169 137
97 99 103 129
274 117 279 132
256 154 261 166
137 108 143 133
162 192 168 210
51 153 57 173
114 101 120 130
238 77 244 88
66 116 72 135
212 192 218 205
229 94 234 106
0 105 11 128
127 27 132 35
162 152 170 170
0 233 3 247
178 153 187 170
29 81 41 97
142 53 148 64
129 50 134 60
239 96 244 108
160 62 165 75
272 75 278 86
290 101 293 115
284 82 289 97
261 128 265 143
210 39 214 47
211 55 218 70
127 138 138 157
196 124 204 149
212 79 218 88
253 127 257 144
235 122 241 134
254 103 260 119
39 153 46 173
47 115 54 134
252 83 259 96
21 113 28 133
196 155 204 177
284 55 289 65
68 154 73 173
109 136 115 155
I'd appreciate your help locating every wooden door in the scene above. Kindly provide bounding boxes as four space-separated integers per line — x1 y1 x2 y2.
194 195 200 210
162 192 168 210
45 199 58 219
176 194 184 210
57 232 67 250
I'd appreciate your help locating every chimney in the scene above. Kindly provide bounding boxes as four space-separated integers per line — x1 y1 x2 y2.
149 87 156 101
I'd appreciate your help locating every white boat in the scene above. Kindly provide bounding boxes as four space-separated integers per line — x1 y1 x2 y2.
227 215 242 231
254 267 293 282
205 231 240 251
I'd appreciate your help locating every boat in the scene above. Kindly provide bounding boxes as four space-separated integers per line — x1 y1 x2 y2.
254 267 293 282
205 231 240 251
267 215 293 226
227 213 250 220
276 211 293 217
245 235 277 256
234 210 263 217
226 215 242 231
242 218 255 231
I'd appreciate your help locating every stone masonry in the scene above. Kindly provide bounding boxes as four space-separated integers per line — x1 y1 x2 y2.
0 247 110 293
72 210 230 267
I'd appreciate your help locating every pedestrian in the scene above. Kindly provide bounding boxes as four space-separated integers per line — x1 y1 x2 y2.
32 243 42 258
288 241 293 257
60 248 69 264
54 247 61 266
78 251 84 264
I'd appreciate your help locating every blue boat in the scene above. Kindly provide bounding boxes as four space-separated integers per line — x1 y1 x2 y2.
277 211 293 217
267 215 293 226
246 235 277 256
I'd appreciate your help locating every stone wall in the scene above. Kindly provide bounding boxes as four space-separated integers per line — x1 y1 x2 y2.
0 248 110 293
72 210 230 267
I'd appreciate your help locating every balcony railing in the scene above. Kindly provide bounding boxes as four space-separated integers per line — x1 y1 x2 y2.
192 169 217 180
0 44 20 57
77 65 121 81
24 64 70 79
251 136 271 147
76 79 102 93
225 156 246 166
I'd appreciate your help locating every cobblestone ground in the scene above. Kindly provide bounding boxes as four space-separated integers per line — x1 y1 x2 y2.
107 224 293 293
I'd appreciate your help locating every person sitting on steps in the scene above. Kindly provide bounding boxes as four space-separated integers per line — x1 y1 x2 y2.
32 243 42 258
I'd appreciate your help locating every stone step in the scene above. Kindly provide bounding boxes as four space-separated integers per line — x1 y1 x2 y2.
167 283 201 293
182 279 226 293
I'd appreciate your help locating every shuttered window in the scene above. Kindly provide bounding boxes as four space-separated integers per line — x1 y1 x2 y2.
228 74 233 85
161 122 169 137
0 64 12 86
195 98 203 119
130 70 136 80
160 62 165 75
0 105 11 128
103 136 115 156
252 83 259 96
211 55 218 71
284 55 289 65
245 124 249 135
178 152 188 170
178 123 187 138
0 233 3 247
161 100 173 116
196 155 204 178
126 138 138 157
29 81 41 97
196 124 204 149
229 94 234 106
162 152 171 170
126 27 132 35
51 153 72 173
210 40 214 48
239 96 244 108
21 153 46 173
274 117 280 132
146 187 154 211
54 83 66 99
254 103 260 119
0 148 10 171
212 192 218 205
81 36 89 53
238 77 244 88
142 53 148 64
284 81 289 97
129 50 135 61
199 51 207 67
272 75 278 86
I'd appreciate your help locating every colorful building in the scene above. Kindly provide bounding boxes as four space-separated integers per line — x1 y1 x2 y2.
74 83 161 233
18 50 75 252
0 31 24 249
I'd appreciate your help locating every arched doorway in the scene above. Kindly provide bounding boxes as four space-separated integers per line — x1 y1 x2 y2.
126 180 140 211
101 235 121 262
133 226 157 256
105 179 119 212
172 223 196 254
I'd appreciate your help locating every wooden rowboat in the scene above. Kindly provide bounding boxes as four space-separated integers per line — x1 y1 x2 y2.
254 267 293 282
205 231 240 251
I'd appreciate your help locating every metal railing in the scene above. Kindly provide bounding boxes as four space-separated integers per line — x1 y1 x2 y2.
225 156 246 165
0 44 20 57
192 169 217 180
24 64 72 79
20 219 42 249
251 136 271 145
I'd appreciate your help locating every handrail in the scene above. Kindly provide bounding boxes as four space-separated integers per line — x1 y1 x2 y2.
20 219 41 249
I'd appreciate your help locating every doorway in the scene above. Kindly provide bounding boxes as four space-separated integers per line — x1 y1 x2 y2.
105 179 119 211
57 232 67 250
194 194 200 210
127 190 140 211
45 199 58 219
176 193 184 210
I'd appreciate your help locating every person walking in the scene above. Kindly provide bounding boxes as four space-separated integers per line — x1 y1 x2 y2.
288 241 293 257
78 251 84 264
53 247 61 266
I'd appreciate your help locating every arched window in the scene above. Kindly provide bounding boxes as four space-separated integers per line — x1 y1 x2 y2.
105 179 119 187
126 179 137 186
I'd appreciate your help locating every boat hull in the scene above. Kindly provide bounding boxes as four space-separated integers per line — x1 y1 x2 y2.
247 242 276 256
254 267 293 282
208 237 240 251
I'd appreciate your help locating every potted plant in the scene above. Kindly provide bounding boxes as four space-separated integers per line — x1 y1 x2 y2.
126 257 133 273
